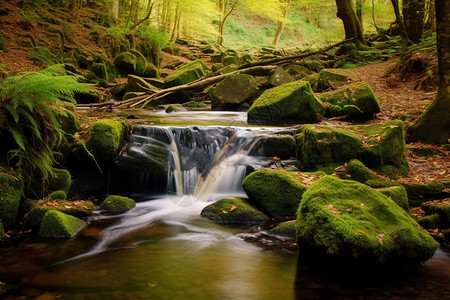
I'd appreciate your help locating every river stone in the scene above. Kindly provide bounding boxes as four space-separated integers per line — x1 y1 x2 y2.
100 195 136 214
209 74 259 110
296 176 439 264
242 169 307 218
164 59 208 87
268 67 293 87
295 125 362 171
258 135 296 159
268 220 297 238
0 173 23 229
321 82 381 118
39 210 85 238
247 80 325 125
114 52 137 75
201 197 269 225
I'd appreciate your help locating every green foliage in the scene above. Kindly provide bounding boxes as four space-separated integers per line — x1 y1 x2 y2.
136 26 169 50
19 10 40 23
0 173 23 228
0 65 89 189
106 25 129 42
29 47 60 67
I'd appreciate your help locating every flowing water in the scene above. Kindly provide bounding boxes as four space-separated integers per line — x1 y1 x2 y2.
1 112 449 299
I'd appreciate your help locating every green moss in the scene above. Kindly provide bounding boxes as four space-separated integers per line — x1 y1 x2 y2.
421 203 450 226
209 74 259 110
0 173 23 228
49 168 71 194
295 125 362 171
410 147 441 158
39 210 85 238
338 159 379 183
354 121 409 177
320 82 380 118
129 49 147 76
110 83 128 98
242 169 307 218
0 222 4 239
268 220 297 238
365 180 401 189
335 43 357 56
260 135 296 158
46 190 67 201
23 199 95 228
296 176 439 264
247 80 325 125
143 63 160 78
164 60 208 87
86 119 130 163
316 69 356 91
377 186 410 214
114 52 137 76
444 229 450 241
201 197 269 225
417 214 442 229
402 181 450 206
100 195 136 213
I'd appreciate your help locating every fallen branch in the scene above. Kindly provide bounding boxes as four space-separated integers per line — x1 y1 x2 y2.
238 38 357 69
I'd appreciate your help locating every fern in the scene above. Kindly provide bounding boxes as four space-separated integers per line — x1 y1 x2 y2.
136 26 169 50
0 65 90 187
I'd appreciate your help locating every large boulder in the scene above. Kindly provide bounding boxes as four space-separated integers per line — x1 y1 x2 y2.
296 176 439 264
164 60 208 87
201 197 270 225
0 173 22 228
85 119 131 163
114 52 137 75
39 210 85 238
377 185 410 214
242 169 307 218
316 68 356 91
295 125 362 171
247 81 325 125
209 74 259 110
320 82 381 118
268 67 293 87
100 195 136 214
258 134 296 159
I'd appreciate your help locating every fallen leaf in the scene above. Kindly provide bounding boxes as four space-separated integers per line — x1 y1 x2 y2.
377 234 384 245
64 205 71 209
389 125 399 129
230 205 237 212
222 210 228 214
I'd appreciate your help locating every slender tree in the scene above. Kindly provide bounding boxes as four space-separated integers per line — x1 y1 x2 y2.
402 0 426 43
406 0 450 145
390 0 409 48
272 0 291 48
335 0 365 43
356 0 363 32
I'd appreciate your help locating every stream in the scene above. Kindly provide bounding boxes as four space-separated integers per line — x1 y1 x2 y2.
0 111 449 299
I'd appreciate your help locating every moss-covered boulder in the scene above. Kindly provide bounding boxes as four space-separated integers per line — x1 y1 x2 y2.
337 159 379 183
23 199 95 228
143 63 160 78
377 186 410 214
402 181 450 206
268 67 293 87
0 173 23 228
85 119 130 163
242 169 307 218
321 82 381 118
209 74 259 110
355 121 409 177
129 49 147 76
25 167 71 199
114 52 137 75
295 125 362 171
127 75 157 92
258 135 296 159
296 176 439 264
268 220 297 238
100 195 136 214
316 68 356 91
421 203 450 227
247 81 325 125
417 215 442 229
39 210 85 238
46 190 67 201
201 197 269 225
164 60 208 87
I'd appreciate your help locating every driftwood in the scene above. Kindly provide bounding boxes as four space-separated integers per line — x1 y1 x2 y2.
238 37 357 69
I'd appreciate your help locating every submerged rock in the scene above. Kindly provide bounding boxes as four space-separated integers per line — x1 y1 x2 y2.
209 74 259 110
296 176 439 264
39 210 85 238
100 195 136 214
164 59 208 87
268 220 297 238
247 81 325 125
201 197 269 225
243 169 307 218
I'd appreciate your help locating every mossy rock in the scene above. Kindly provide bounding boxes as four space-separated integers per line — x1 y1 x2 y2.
110 83 128 98
268 220 297 238
352 121 409 177
338 159 379 183
182 101 206 108
220 64 239 74
421 203 450 227
402 181 450 206
86 119 130 163
201 197 269 225
222 55 240 66
335 43 357 56
242 169 307 218
209 74 259 110
49 168 71 194
127 74 158 92
268 67 293 87
23 198 95 228
0 173 23 229
316 69 356 91
39 210 85 238
89 63 108 79
114 52 137 75
295 125 362 171
320 82 381 118
417 214 442 229
100 195 136 213
164 60 208 87
129 49 147 76
377 186 410 214
247 81 325 125
143 63 160 78
296 176 439 264
258 135 296 159
46 190 67 201
298 59 325 73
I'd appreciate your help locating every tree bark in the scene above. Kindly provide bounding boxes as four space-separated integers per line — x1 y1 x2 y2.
356 0 363 32
390 0 409 49
217 0 238 46
335 0 365 43
272 0 291 48
402 0 426 43
406 0 450 145
110 0 119 20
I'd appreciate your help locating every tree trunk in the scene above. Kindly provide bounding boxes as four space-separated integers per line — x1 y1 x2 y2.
217 0 238 46
406 0 450 145
356 0 363 32
425 0 436 32
390 0 409 49
272 0 291 48
402 0 426 43
110 0 119 20
335 0 365 43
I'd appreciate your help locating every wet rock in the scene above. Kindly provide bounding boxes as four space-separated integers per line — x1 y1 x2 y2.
164 59 208 87
39 210 85 238
268 220 297 238
114 52 137 75
316 68 356 92
297 176 439 264
209 74 259 110
100 195 136 214
268 67 293 87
